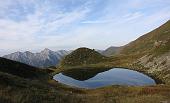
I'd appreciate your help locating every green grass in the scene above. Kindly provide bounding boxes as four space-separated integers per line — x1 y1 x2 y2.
0 57 50 80
120 20 170 56
59 47 110 67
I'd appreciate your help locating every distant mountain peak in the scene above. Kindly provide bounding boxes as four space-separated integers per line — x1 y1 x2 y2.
3 49 71 68
42 48 52 52
12 51 22 55
40 48 54 55
24 51 33 54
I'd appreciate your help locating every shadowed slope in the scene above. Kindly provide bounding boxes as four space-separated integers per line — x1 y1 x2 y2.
0 57 49 79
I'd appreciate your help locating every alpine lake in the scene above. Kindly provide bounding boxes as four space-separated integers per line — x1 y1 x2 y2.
53 68 156 89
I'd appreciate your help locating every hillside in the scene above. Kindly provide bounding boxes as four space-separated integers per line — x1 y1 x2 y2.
0 55 170 103
120 20 170 55
0 57 86 103
0 57 49 79
102 46 121 56
118 20 170 84
60 47 109 67
3 48 71 68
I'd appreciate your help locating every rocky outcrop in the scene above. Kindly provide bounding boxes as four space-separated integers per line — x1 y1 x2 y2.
117 20 170 84
134 52 170 84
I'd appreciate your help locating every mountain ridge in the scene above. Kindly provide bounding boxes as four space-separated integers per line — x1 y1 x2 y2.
3 49 71 68
102 46 121 56
120 20 170 55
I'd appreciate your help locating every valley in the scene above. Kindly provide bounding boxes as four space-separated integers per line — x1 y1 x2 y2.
0 20 170 103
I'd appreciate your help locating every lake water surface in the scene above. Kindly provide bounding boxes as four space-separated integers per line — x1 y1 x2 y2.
53 68 156 89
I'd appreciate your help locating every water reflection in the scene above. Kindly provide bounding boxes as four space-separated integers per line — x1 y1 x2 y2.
53 68 156 89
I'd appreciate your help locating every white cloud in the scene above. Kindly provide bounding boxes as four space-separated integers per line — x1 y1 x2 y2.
0 0 170 55
81 19 115 24
0 0 90 51
124 12 143 21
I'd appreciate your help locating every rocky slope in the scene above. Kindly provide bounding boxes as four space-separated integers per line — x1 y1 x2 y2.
3 48 71 68
119 20 170 84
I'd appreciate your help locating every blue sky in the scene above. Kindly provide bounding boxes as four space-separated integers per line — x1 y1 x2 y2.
0 0 170 55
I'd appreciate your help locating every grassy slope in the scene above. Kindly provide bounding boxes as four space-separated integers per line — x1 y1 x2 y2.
120 20 170 55
59 47 110 68
0 57 88 103
0 57 50 80
1 71 170 103
116 20 170 84
102 46 121 56
1 70 170 103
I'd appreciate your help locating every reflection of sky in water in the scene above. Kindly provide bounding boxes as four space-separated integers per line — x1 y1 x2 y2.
53 68 156 89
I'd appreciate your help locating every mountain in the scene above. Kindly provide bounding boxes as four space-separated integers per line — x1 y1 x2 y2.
102 46 121 56
120 20 170 55
3 48 71 68
0 22 170 103
119 20 170 84
60 47 109 67
95 49 104 54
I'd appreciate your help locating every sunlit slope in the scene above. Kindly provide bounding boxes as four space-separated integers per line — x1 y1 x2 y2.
60 47 109 67
120 20 170 55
